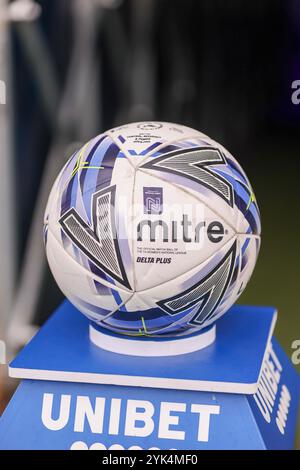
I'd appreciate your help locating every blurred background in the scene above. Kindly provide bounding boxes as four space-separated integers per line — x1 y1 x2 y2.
0 0 299 446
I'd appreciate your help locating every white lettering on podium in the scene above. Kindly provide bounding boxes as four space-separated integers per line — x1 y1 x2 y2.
108 398 122 435
158 402 186 440
41 393 71 431
124 400 155 437
74 396 105 433
276 385 291 435
253 344 282 422
191 404 220 442
41 393 221 443
253 343 291 433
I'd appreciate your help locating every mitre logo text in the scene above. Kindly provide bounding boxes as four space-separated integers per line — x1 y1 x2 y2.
137 215 225 244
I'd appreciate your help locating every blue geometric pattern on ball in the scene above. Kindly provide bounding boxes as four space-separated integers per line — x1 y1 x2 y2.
44 122 261 337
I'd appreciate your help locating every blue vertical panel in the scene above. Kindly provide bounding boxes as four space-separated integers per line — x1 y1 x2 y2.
0 379 263 450
248 338 300 449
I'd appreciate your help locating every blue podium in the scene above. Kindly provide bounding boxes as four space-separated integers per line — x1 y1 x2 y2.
0 301 299 450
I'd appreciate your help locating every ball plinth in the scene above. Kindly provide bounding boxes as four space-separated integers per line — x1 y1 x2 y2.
89 322 216 357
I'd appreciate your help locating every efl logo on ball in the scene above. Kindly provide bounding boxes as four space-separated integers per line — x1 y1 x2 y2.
143 187 163 215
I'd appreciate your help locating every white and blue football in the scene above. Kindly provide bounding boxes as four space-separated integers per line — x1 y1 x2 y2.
44 122 261 337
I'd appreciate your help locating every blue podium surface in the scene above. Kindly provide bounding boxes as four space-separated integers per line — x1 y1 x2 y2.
9 301 277 394
1 302 299 450
0 339 299 449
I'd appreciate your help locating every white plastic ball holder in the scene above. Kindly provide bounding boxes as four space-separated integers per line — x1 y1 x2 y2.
89 322 216 357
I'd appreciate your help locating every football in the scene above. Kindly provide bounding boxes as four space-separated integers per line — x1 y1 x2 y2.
44 122 261 337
